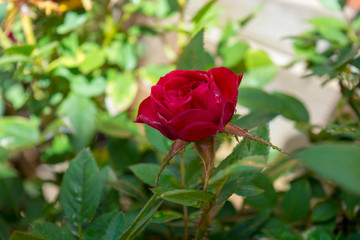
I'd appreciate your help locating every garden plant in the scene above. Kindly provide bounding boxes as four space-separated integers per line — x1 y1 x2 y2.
0 0 360 239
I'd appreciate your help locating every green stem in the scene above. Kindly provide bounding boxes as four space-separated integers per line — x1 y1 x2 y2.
194 179 227 240
180 155 189 240
194 136 221 240
78 224 83 240
119 192 159 240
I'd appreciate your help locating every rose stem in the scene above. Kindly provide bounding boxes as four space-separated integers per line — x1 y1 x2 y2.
194 137 216 240
180 155 189 240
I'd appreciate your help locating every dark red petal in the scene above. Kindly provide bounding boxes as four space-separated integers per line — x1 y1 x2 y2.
134 97 157 123
167 109 218 132
151 85 165 101
178 122 218 142
134 97 177 140
164 71 207 90
189 82 209 109
208 67 239 101
219 101 236 130
207 79 226 123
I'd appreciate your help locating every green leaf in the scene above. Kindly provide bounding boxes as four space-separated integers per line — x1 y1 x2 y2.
105 41 138 71
32 222 75 240
307 230 332 240
177 29 206 70
5 83 29 110
225 210 271 239
97 167 120 215
352 15 360 30
238 88 309 122
318 27 348 45
79 44 106 74
57 93 97 150
191 0 217 23
326 125 360 140
238 88 282 111
33 41 59 58
272 92 310 123
60 149 101 226
281 179 311 222
0 55 29 65
341 191 360 219
0 217 10 240
159 189 214 207
96 112 138 138
57 12 87 34
319 0 342 11
262 218 302 240
0 147 9 164
245 173 278 211
209 155 266 187
0 95 3 117
103 212 128 240
312 201 339 223
244 49 278 87
151 210 182 223
40 134 72 164
309 17 347 30
334 45 359 68
0 3 7 23
84 212 117 240
107 138 140 172
297 143 360 194
0 117 40 150
0 176 25 212
184 155 203 187
236 184 264 197
145 125 172 153
4 45 35 56
106 179 146 200
351 56 360 69
105 71 138 114
10 232 46 240
221 41 249 68
347 234 360 240
70 75 106 97
242 124 270 158
129 163 180 187
308 17 348 45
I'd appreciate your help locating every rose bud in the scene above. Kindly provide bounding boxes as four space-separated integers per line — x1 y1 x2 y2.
135 67 243 142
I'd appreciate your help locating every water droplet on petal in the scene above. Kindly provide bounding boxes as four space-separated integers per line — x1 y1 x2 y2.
214 93 221 104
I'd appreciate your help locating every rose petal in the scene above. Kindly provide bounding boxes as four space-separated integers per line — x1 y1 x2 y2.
134 97 177 140
167 109 218 132
178 122 218 142
207 79 226 121
151 85 165 101
189 82 209 109
219 101 236 130
164 71 206 91
208 67 239 101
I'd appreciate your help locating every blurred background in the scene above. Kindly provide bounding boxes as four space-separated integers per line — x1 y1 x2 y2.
1 0 360 239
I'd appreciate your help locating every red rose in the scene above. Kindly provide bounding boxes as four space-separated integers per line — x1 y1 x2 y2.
135 67 243 142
